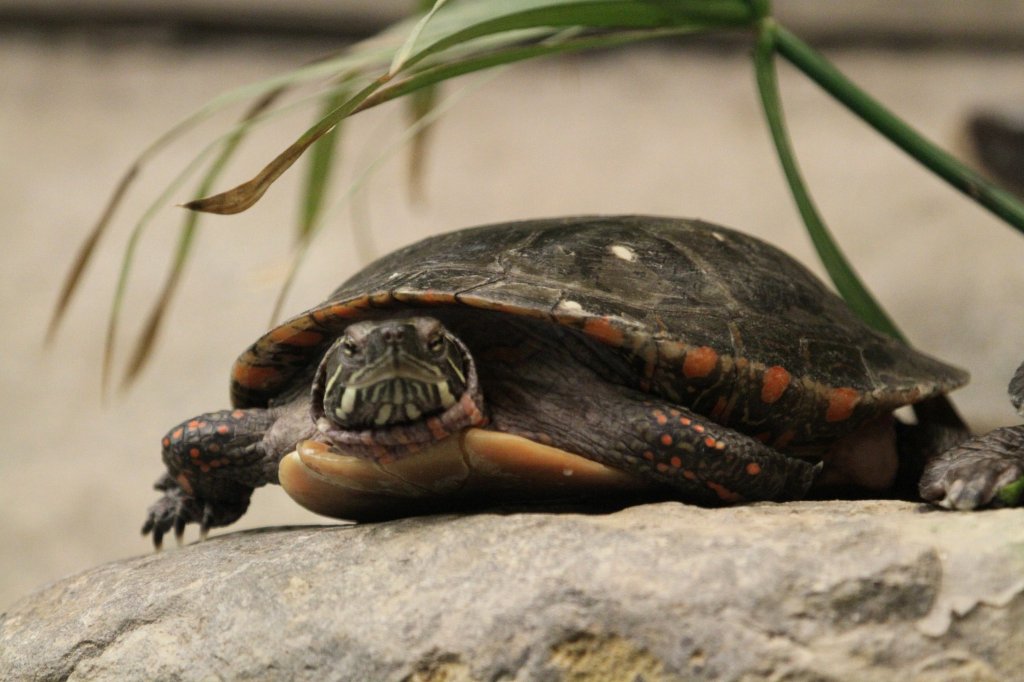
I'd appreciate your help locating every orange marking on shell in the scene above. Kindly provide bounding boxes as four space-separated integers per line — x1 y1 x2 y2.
231 364 282 390
693 424 706 434
660 433 673 446
217 425 230 435
670 456 682 468
680 417 692 426
706 481 742 503
704 436 717 449
582 316 625 346
761 366 791 404
826 387 860 422
268 326 325 347
417 291 458 305
682 346 718 379
746 462 762 476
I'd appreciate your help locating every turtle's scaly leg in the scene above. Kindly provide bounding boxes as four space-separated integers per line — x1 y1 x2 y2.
920 426 1024 509
490 388 820 505
919 361 1024 509
142 408 278 548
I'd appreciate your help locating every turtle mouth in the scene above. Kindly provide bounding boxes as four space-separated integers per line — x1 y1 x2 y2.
328 348 461 428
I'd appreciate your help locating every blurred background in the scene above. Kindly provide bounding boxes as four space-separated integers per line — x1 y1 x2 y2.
3 1 1024 609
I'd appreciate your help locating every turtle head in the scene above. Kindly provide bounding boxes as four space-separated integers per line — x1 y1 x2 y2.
315 317 477 432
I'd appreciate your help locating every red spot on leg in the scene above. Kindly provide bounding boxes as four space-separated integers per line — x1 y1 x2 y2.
172 428 183 441
826 387 860 422
703 436 717 449
162 437 171 448
670 456 682 468
682 346 718 379
746 462 762 476
189 448 200 458
643 450 655 462
761 366 791 404
217 425 230 435
231 410 245 419
655 413 668 425
660 433 673 446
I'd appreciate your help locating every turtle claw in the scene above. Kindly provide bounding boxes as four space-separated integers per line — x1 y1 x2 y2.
141 475 252 549
921 425 1024 510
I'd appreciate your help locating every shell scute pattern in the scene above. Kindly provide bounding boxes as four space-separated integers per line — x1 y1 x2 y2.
230 216 967 448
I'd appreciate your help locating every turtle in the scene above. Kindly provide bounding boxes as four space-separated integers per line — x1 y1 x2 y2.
142 215 1024 547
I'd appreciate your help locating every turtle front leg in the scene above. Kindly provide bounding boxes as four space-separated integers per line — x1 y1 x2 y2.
491 390 821 505
142 408 279 548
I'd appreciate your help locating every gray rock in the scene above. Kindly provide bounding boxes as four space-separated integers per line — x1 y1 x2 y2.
3 500 1024 681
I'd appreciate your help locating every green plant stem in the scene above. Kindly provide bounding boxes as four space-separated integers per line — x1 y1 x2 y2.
754 21 905 341
773 24 1024 235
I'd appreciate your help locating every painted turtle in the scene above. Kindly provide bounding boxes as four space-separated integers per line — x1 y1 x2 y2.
143 215 1024 546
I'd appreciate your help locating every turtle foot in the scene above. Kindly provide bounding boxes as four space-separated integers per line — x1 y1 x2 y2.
920 425 1024 510
141 474 250 549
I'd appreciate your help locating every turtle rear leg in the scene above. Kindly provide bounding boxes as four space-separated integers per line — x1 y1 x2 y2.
919 361 1024 510
920 426 1024 509
143 408 278 547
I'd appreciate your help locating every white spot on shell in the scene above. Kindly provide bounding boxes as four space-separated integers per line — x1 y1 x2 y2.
556 300 583 312
609 244 636 262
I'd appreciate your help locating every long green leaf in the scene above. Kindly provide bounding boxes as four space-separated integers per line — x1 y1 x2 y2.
187 0 756 215
753 19 904 341
299 87 352 242
773 25 1024 235
120 88 287 387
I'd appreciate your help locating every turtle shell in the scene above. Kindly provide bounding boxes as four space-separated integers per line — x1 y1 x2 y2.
231 215 967 446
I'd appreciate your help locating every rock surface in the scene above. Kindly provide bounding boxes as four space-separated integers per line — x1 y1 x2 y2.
3 500 1024 681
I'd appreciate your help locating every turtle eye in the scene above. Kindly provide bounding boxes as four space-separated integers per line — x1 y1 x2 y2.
341 337 359 357
427 334 445 354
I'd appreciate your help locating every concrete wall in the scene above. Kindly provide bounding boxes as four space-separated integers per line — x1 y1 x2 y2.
3 3 1024 608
